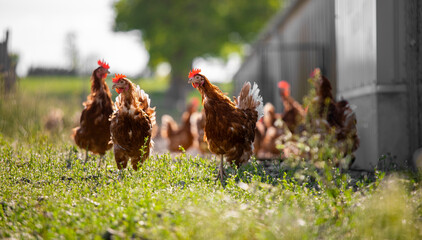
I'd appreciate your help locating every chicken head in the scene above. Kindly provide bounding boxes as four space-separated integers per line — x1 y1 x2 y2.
112 74 129 94
278 81 290 97
96 60 110 79
188 68 204 88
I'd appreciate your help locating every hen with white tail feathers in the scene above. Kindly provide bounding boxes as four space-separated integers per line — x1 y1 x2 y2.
188 68 263 180
110 74 156 170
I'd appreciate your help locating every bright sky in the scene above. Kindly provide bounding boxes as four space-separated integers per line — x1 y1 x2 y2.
0 0 240 81
0 0 148 77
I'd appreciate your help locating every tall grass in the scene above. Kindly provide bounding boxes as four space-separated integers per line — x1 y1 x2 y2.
0 136 421 239
0 76 421 239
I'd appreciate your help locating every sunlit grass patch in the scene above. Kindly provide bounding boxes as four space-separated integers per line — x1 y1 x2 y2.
0 135 421 239
1 75 421 239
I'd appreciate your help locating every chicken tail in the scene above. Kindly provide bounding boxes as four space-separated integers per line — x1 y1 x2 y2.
160 114 177 139
236 82 264 120
135 85 156 127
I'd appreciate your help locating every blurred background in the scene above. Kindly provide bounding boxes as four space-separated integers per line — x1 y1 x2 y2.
0 0 421 171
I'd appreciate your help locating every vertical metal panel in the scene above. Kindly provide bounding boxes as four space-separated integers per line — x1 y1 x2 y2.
234 0 337 113
405 0 422 161
233 0 421 170
348 95 379 170
335 0 379 169
335 0 377 93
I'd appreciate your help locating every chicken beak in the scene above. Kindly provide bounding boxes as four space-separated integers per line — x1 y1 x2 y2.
112 83 117 89
188 78 193 84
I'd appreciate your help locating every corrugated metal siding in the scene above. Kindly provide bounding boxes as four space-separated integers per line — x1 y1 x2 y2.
335 0 377 94
234 0 336 113
234 0 421 170
336 0 421 170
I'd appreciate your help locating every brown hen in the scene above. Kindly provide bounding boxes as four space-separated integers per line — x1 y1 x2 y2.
188 68 263 183
110 74 156 171
191 108 209 154
278 81 306 133
254 103 284 159
306 68 359 165
161 98 199 152
72 60 113 165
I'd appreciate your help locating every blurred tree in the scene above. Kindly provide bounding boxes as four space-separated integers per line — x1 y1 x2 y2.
114 0 283 105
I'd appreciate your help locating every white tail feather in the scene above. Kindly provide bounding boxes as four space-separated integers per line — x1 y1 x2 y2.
250 82 264 120
236 82 264 120
112 83 156 128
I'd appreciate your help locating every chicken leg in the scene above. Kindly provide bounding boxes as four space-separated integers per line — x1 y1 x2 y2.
83 144 89 165
216 154 227 185
97 155 106 172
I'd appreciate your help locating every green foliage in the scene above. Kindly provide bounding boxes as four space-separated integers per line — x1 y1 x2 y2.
277 68 356 168
113 0 283 95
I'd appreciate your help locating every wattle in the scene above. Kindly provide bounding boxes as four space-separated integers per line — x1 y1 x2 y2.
116 88 124 94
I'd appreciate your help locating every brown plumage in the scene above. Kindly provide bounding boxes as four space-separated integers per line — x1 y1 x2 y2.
161 99 199 152
72 63 113 161
253 119 265 157
278 81 306 133
254 80 306 160
188 69 263 182
305 69 360 165
312 75 342 128
110 76 156 170
335 99 360 154
191 109 209 154
254 103 284 159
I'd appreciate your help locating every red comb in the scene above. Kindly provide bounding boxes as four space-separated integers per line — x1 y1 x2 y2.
112 74 126 83
278 81 290 90
278 81 290 97
188 68 201 78
97 60 110 69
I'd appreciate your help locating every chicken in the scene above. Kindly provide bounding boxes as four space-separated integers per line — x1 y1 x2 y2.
282 68 359 167
335 99 360 157
308 69 342 130
311 70 359 165
72 60 113 165
253 119 265 157
254 103 284 159
262 102 281 129
44 108 64 132
160 98 199 152
254 81 305 160
188 68 263 183
278 81 306 133
110 74 156 170
191 109 209 154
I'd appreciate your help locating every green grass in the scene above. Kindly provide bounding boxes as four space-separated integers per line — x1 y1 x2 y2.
0 76 422 239
0 136 421 239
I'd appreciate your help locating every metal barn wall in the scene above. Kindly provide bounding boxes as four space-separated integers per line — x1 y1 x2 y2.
335 0 379 169
234 0 336 113
234 0 422 170
336 0 422 170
